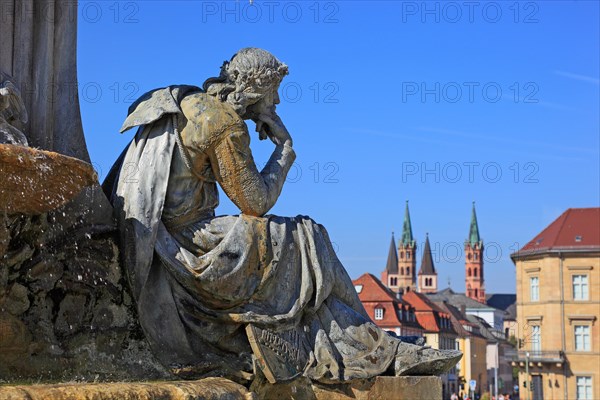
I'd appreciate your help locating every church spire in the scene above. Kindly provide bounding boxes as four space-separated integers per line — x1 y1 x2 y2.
468 201 481 246
465 202 485 303
401 201 415 246
385 233 398 274
418 233 438 293
419 234 436 275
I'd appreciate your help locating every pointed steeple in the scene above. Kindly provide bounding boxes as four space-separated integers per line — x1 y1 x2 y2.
401 201 415 247
385 233 399 273
419 234 436 275
468 202 482 246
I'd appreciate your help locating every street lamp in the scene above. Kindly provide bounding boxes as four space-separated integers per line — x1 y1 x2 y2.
525 352 530 400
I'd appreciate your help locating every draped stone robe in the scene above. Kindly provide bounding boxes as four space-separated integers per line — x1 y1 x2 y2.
105 86 400 383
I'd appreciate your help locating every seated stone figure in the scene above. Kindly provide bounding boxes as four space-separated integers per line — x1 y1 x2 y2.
104 48 461 384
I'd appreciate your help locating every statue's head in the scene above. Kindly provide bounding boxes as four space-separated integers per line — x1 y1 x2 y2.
203 48 288 117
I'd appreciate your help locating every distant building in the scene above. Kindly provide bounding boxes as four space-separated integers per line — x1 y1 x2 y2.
429 289 516 396
430 288 507 333
418 234 438 293
375 202 518 398
435 301 488 398
487 293 518 340
352 273 423 337
382 201 417 293
403 290 458 399
511 207 600 400
465 202 485 303
466 314 516 398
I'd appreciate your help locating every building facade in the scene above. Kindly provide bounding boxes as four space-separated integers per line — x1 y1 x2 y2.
403 290 458 398
511 208 600 400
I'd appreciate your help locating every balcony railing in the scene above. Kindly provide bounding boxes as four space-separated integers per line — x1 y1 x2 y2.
512 350 565 364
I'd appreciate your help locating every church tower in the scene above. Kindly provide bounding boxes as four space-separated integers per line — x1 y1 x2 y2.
397 201 417 293
381 233 400 292
418 234 438 293
465 202 485 303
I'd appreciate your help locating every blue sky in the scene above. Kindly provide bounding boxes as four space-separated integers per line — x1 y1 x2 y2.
78 1 599 294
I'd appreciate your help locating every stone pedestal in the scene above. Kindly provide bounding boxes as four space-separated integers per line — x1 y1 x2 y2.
0 378 254 400
255 376 443 399
0 376 441 400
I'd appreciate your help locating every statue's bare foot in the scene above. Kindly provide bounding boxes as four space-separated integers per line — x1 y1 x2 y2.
394 343 462 376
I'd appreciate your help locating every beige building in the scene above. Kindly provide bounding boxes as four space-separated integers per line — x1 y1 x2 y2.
511 208 600 400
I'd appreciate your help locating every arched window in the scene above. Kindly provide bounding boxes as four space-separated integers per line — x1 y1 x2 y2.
468 268 472 277
406 267 410 275
407 252 411 260
406 286 411 293
474 288 478 298
474 268 478 277
400 268 404 276
400 251 404 259
474 253 478 261
467 253 472 261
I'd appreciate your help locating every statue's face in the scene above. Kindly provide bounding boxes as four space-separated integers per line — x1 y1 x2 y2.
239 81 281 120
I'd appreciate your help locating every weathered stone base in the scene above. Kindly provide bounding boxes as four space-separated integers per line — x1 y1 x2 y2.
0 376 442 400
256 376 442 400
0 377 254 400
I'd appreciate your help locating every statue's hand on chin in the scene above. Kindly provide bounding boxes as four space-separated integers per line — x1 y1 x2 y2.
256 112 292 147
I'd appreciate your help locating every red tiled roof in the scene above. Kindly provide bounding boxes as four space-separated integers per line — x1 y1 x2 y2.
402 291 441 332
514 208 600 257
353 273 397 302
353 274 423 330
403 291 446 314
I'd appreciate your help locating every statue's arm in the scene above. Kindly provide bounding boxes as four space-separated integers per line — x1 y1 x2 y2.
208 125 296 217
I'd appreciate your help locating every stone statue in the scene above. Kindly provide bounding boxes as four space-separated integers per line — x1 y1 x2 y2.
0 78 28 146
104 48 461 385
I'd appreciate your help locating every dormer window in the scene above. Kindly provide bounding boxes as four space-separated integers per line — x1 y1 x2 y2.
354 285 363 294
374 307 384 320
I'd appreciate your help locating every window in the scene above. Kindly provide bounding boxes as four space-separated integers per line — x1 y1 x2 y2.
407 252 411 260
474 253 478 261
468 268 472 277
573 275 589 300
530 277 539 301
576 376 593 400
574 325 591 351
390 277 398 286
406 267 410 275
354 285 363 293
374 308 384 320
400 251 404 259
400 268 405 276
474 268 478 277
531 325 541 352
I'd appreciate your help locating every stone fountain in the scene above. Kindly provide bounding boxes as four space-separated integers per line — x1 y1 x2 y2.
0 2 450 399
